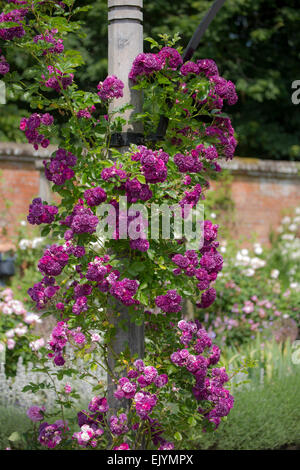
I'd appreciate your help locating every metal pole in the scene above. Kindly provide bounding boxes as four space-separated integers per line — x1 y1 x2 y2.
183 0 226 62
107 0 144 412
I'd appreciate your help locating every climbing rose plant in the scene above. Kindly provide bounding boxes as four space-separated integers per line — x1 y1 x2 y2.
0 0 238 450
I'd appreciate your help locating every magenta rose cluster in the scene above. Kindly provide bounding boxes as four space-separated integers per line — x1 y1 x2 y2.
0 48 9 74
27 197 58 225
129 49 237 108
60 200 98 235
42 65 73 93
29 317 233 449
43 148 77 185
86 255 140 305
97 74 124 101
38 244 69 277
47 320 86 366
33 28 64 55
20 112 53 149
171 319 234 429
174 143 218 174
77 105 96 119
84 186 107 207
71 361 173 450
129 47 237 163
131 146 169 184
101 164 153 204
206 116 237 160
38 420 68 448
28 276 60 310
101 145 169 189
155 290 182 313
129 46 183 82
171 220 223 309
0 7 27 40
27 364 173 450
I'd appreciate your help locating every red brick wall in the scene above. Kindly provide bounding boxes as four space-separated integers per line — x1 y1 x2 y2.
0 161 40 235
228 175 300 245
0 143 55 250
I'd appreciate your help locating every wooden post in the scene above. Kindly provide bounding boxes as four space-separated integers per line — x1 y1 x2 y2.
108 0 143 132
107 0 144 411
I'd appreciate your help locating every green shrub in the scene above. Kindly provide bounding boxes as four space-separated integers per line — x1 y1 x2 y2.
196 370 300 450
0 406 31 450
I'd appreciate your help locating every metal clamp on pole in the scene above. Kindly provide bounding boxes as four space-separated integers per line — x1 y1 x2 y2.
110 131 144 147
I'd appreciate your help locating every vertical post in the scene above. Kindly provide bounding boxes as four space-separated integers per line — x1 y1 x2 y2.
107 0 144 411
108 0 143 132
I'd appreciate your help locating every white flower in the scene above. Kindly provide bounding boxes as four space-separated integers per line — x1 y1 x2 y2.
293 216 300 224
282 234 294 241
236 251 250 266
2 305 13 315
271 269 280 279
5 329 15 338
14 325 28 336
250 257 266 269
20 220 27 226
295 207 300 215
32 237 44 249
283 314 289 319
30 338 45 351
290 282 299 290
288 224 297 232
7 339 15 350
254 243 263 255
210 212 216 219
282 216 291 224
19 239 31 250
91 333 101 342
220 246 226 253
24 313 42 325
80 426 92 442
243 268 255 277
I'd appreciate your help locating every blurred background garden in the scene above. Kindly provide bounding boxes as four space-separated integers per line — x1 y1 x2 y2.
0 0 299 451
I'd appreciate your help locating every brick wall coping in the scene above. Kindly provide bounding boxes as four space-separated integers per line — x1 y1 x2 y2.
221 157 300 180
0 142 56 164
0 143 299 179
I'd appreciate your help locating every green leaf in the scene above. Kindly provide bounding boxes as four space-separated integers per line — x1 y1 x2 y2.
8 432 21 442
187 417 196 427
174 431 182 441
128 261 146 275
136 174 146 184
